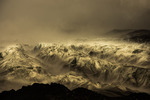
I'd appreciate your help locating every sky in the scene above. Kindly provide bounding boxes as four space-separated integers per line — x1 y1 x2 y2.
0 0 150 43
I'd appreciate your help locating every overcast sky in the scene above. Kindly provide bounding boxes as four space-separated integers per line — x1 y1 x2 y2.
0 0 150 43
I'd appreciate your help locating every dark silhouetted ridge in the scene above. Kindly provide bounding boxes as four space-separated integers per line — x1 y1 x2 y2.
0 83 150 100
126 29 150 43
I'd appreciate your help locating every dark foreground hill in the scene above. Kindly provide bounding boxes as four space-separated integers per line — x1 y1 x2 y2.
107 29 150 43
0 83 150 100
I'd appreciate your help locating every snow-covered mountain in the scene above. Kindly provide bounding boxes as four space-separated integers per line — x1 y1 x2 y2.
0 38 150 96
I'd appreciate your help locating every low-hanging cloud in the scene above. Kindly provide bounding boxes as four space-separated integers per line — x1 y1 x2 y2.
0 0 150 43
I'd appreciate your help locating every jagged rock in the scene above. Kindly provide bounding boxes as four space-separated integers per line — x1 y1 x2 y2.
126 30 150 43
132 49 143 54
0 83 150 100
0 41 150 97
0 52 3 59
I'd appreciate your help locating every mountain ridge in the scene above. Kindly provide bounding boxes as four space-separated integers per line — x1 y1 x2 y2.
0 38 150 96
0 83 150 100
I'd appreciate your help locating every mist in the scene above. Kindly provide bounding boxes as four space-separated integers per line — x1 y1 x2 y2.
1 1 150 96
0 0 150 43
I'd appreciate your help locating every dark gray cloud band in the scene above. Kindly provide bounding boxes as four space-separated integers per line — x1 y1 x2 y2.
0 0 150 42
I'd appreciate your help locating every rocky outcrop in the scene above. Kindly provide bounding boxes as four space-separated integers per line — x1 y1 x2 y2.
0 83 150 100
126 30 150 43
0 42 150 96
0 52 3 59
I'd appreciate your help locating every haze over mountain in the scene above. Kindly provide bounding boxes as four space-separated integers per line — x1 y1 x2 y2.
0 0 150 44
0 0 150 99
0 30 150 97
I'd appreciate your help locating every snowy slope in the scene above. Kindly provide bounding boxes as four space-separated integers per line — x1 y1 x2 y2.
0 39 150 96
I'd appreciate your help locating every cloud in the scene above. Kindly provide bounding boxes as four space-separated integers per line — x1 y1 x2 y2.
0 0 150 43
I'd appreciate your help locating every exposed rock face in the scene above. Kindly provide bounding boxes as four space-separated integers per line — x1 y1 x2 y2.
126 30 150 43
0 45 50 83
0 83 150 100
0 39 150 96
132 49 143 54
0 52 3 59
107 29 150 43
